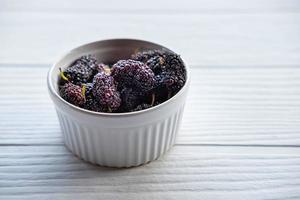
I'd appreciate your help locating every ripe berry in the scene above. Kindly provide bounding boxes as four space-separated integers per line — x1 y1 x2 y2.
92 72 121 111
83 83 107 112
146 55 166 74
131 50 166 63
161 54 186 94
111 59 155 91
64 55 98 85
155 71 185 94
143 51 186 95
60 82 85 107
119 87 142 111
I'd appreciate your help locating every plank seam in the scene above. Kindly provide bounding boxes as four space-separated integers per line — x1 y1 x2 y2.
1 143 300 148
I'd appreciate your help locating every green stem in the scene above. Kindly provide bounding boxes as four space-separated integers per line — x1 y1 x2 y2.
59 68 69 81
81 84 86 100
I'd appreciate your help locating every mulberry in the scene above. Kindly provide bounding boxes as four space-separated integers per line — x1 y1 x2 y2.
64 55 98 85
146 52 186 95
155 71 185 94
92 72 121 111
60 82 85 107
131 50 166 63
83 83 106 112
119 87 142 111
146 55 166 74
111 59 155 91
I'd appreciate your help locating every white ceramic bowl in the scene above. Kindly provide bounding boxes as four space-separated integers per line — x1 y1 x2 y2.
47 39 190 167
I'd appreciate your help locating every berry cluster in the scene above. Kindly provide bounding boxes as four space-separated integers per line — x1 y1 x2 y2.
62 55 98 85
59 50 186 113
92 72 121 111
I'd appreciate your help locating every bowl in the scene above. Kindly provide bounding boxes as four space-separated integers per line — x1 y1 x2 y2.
47 39 190 167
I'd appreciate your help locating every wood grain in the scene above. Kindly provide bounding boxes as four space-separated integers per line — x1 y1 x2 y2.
0 145 299 199
1 66 300 146
0 12 299 65
1 1 300 199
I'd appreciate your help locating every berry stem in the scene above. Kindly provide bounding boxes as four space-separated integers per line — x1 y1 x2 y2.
59 68 69 81
133 48 140 55
159 57 165 65
81 84 86 100
108 107 112 113
103 65 111 75
151 93 155 106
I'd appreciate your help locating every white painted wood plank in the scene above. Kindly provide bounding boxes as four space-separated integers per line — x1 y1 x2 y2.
1 66 300 145
0 145 299 199
0 12 299 65
1 0 299 13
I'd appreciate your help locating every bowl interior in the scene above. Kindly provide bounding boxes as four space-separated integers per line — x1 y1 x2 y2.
50 39 173 93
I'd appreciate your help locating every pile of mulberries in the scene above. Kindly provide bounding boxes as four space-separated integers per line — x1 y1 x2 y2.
59 50 186 113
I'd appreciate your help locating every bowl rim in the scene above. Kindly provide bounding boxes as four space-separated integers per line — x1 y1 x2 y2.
47 38 190 117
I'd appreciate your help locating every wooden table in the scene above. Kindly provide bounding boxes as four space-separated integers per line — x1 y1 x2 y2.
1 0 300 199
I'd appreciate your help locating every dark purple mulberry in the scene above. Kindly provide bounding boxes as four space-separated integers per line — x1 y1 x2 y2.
146 52 186 95
162 54 186 93
119 87 142 111
60 82 85 107
146 55 167 74
131 50 166 63
64 55 98 85
92 72 121 111
144 51 185 74
111 59 155 91
83 83 107 112
155 70 185 94
165 53 185 74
